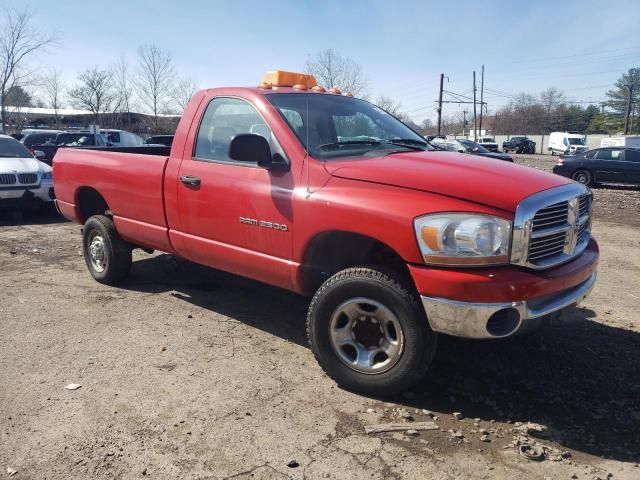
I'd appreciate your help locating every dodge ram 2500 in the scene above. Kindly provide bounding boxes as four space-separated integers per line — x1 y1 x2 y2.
53 70 598 395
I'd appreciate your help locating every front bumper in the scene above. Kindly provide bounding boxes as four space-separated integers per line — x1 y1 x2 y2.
410 239 599 339
0 182 55 210
421 272 596 338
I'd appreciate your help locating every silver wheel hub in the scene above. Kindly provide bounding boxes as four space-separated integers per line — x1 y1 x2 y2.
329 298 405 374
88 233 106 272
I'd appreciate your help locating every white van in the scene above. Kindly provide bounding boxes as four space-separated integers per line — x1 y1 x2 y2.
600 136 640 148
548 132 588 155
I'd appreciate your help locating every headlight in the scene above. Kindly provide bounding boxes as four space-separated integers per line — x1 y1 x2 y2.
414 213 511 266
41 171 53 180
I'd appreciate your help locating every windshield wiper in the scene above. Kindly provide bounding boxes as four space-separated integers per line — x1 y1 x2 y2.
318 140 383 150
385 139 428 151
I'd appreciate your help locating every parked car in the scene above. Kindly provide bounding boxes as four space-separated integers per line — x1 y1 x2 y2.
600 135 640 149
502 136 536 154
144 135 174 146
476 136 499 152
101 129 144 147
0 134 55 211
548 132 588 156
37 132 110 165
552 147 640 186
54 69 598 395
431 138 513 161
21 130 62 150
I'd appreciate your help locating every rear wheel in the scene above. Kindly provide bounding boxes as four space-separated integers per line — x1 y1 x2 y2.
82 215 132 285
307 266 437 395
571 169 592 186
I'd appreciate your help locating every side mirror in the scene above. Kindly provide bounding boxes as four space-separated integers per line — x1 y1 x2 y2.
34 150 46 159
228 134 289 171
229 133 271 163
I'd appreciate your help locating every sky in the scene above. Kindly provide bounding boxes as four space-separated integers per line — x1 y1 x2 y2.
2 0 639 123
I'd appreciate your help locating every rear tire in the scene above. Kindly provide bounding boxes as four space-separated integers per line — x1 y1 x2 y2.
82 215 132 285
307 266 437 395
571 169 592 186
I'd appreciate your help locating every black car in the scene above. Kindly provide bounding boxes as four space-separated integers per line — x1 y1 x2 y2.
502 136 536 154
144 135 174 146
432 138 513 162
21 131 60 149
552 147 640 186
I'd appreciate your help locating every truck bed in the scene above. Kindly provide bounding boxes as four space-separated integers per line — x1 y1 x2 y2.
53 147 174 252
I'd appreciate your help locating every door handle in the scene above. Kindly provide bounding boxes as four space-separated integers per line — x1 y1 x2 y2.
180 175 201 187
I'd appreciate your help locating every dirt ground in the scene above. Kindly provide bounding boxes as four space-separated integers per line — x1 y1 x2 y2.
1 156 639 479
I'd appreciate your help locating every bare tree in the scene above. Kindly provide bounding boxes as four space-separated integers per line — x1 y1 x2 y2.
4 84 32 131
539 87 566 113
40 68 64 128
112 56 134 127
0 8 55 132
136 44 175 130
375 95 402 116
68 67 116 125
306 49 367 97
173 77 198 112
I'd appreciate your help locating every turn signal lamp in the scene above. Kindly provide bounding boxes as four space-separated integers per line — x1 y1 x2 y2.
261 70 317 88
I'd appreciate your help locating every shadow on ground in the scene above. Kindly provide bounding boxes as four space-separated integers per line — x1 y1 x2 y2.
122 253 640 463
0 207 66 227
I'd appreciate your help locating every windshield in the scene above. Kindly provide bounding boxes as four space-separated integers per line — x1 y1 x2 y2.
266 93 431 159
0 138 33 158
568 138 586 145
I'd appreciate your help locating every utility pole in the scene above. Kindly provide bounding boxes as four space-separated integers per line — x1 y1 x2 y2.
479 65 484 137
462 110 467 136
630 102 636 133
624 84 634 135
437 73 444 135
472 71 477 140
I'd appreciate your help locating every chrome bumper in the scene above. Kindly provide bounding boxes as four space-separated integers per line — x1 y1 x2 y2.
421 272 596 339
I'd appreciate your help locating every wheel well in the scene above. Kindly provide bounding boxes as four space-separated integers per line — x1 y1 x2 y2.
76 187 109 223
300 231 411 296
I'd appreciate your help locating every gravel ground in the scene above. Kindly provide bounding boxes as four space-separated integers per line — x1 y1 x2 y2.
1 163 639 479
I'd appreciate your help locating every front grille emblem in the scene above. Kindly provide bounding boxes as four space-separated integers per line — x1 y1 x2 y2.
564 197 579 255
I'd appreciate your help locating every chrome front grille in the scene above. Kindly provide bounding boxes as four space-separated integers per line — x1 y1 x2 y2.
528 230 567 262
0 173 17 185
531 201 568 232
18 173 38 184
511 183 592 270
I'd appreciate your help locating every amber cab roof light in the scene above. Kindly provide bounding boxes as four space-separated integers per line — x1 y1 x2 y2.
260 70 317 88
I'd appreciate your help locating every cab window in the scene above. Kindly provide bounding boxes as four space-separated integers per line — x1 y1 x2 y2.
595 149 622 160
194 97 273 162
625 149 640 163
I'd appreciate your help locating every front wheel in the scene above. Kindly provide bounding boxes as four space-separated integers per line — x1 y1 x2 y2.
307 267 437 395
82 215 132 285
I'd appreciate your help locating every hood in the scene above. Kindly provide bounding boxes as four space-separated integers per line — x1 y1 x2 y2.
324 150 571 213
0 156 48 174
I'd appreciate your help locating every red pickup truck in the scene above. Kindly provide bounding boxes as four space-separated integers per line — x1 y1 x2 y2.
54 71 598 395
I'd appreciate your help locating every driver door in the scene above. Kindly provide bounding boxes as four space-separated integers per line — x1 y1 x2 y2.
174 97 295 290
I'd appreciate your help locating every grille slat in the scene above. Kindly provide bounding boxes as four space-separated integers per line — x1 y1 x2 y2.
531 201 569 233
0 173 17 185
18 173 38 184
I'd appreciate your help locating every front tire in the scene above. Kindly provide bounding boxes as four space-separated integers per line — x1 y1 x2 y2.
571 169 592 186
307 267 437 395
82 215 132 285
